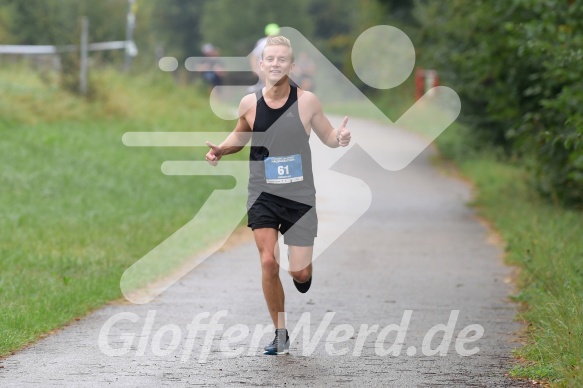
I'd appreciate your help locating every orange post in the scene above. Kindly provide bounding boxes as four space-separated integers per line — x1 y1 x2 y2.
415 68 425 101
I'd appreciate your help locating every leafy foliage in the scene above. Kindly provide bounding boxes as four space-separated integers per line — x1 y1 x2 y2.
414 0 583 207
0 0 127 94
0 0 125 45
147 0 208 61
199 0 313 56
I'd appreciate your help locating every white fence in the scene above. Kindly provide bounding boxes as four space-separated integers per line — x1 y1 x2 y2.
0 16 137 95
0 41 136 55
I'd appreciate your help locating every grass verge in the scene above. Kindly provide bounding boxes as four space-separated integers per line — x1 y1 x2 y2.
0 65 246 356
434 122 583 386
365 88 581 385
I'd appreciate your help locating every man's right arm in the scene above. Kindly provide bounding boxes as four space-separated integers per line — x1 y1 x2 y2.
205 95 254 165
218 118 252 155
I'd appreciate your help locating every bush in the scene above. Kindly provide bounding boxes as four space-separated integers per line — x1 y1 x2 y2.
510 7 583 206
414 0 583 207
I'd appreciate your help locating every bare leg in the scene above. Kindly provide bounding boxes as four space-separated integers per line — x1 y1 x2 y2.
288 245 313 283
254 228 285 328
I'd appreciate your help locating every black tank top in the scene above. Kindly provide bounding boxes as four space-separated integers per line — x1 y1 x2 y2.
248 85 315 207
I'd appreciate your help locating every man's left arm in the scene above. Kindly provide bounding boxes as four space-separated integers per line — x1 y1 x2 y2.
307 93 351 148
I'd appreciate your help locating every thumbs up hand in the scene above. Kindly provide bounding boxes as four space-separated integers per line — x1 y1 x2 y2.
205 141 223 166
336 116 351 147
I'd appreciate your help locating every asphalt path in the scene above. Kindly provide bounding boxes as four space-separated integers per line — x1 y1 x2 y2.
0 117 529 387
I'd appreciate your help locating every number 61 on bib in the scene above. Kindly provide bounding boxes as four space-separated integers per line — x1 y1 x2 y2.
264 154 303 184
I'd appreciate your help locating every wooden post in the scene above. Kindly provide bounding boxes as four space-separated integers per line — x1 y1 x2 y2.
80 16 89 95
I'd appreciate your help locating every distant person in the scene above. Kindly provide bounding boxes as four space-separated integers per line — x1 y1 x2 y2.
198 43 225 92
294 51 316 91
249 23 280 92
205 35 351 355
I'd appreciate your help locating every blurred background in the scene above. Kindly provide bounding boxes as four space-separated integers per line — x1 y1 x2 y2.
1 1 582 383
1 0 581 206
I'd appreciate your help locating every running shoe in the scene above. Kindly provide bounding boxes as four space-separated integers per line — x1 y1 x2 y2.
263 328 289 355
293 275 312 294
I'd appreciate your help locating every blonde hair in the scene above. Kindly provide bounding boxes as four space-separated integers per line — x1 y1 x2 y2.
262 35 295 62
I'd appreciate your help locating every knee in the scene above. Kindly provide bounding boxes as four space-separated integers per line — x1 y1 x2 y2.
290 268 311 283
260 253 279 277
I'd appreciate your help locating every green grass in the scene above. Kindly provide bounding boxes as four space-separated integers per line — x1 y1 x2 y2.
433 122 583 386
0 65 245 356
3 65 580 385
351 86 583 384
358 89 582 385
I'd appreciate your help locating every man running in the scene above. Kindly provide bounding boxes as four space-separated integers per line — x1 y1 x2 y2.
205 35 351 355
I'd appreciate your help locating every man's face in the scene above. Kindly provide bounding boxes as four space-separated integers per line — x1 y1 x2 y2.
260 45 294 84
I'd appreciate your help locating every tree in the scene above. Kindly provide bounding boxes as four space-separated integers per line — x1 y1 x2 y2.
148 0 208 62
199 0 313 56
0 0 128 93
0 0 125 45
413 0 583 206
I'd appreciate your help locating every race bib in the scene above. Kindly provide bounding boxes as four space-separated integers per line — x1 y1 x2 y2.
264 154 303 184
